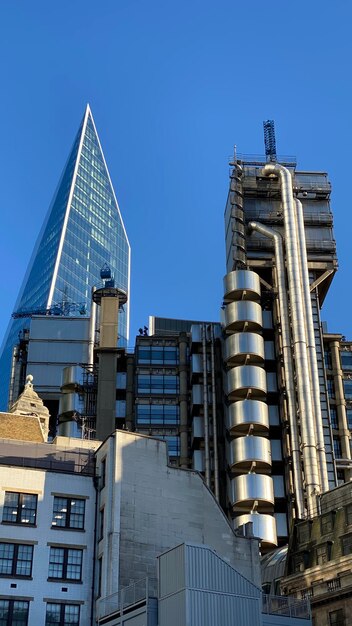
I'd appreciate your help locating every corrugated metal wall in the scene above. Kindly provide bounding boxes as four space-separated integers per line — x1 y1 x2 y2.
158 543 261 626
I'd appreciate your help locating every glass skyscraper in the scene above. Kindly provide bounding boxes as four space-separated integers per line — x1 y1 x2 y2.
0 105 130 409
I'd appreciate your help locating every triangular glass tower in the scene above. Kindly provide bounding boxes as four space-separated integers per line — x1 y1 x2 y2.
0 105 130 409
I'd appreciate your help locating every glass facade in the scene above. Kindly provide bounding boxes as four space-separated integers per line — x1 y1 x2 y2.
0 106 130 409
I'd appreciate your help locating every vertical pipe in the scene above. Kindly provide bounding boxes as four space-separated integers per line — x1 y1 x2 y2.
248 221 305 519
178 333 189 468
210 325 220 501
125 354 134 431
331 341 352 478
8 346 18 408
201 324 211 487
263 164 320 516
295 198 329 492
88 287 97 368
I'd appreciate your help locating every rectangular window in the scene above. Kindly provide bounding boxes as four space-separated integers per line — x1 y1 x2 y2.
137 374 179 395
136 404 179 426
316 544 328 565
0 599 29 625
324 350 332 370
45 603 80 626
321 513 334 535
347 408 352 430
156 436 180 457
329 608 345 626
136 345 179 365
343 380 352 400
0 543 33 578
342 534 352 556
341 352 352 371
48 547 82 581
2 492 37 525
327 379 335 399
52 497 85 530
346 504 352 526
330 407 338 429
333 437 342 459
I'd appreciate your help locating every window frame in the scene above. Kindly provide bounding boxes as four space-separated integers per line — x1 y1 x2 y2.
0 542 33 578
2 492 38 526
48 547 83 582
45 602 80 626
0 599 29 626
51 497 85 530
329 608 345 626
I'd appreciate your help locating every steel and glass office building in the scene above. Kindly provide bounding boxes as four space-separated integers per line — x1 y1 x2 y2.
0 105 130 409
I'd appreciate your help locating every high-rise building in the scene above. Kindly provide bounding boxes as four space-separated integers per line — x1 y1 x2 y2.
222 128 338 546
0 105 130 410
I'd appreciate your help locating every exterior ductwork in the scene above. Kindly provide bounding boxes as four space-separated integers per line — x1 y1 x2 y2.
223 268 277 546
294 198 329 493
262 163 320 516
248 221 305 519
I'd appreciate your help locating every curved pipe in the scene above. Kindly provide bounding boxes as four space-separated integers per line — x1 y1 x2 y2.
294 198 329 492
248 221 305 519
263 163 320 516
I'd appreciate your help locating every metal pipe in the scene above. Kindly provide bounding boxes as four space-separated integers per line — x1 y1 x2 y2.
201 323 211 487
210 324 220 501
248 221 305 519
331 341 352 480
294 198 329 492
263 163 320 516
178 333 189 468
88 287 97 368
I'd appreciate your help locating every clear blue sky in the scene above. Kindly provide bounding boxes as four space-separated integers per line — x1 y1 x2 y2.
0 0 351 345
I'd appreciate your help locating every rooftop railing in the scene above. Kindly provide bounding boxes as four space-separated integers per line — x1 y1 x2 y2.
0 440 96 476
262 594 311 620
97 577 157 621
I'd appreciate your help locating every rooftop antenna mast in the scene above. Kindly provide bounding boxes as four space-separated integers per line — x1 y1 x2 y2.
263 120 277 162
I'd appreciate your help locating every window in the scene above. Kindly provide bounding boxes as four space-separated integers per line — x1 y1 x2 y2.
341 352 352 371
330 407 338 429
342 534 352 556
343 380 352 400
0 599 29 625
347 408 352 430
337 469 345 485
316 544 329 565
48 547 82 581
2 492 37 525
324 350 332 370
327 379 335 399
346 504 352 525
136 404 179 426
45 603 80 625
156 435 180 457
136 345 179 365
99 508 104 541
321 513 334 534
0 543 33 577
52 497 85 530
329 608 345 626
333 437 342 459
297 522 310 544
137 374 179 395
